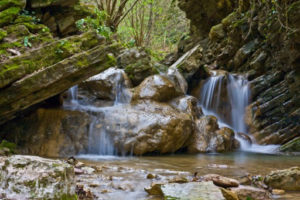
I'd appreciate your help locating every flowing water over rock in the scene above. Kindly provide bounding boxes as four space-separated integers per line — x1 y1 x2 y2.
198 71 279 153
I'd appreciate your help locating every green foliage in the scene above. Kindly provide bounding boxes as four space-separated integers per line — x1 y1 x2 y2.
23 36 32 47
76 9 112 39
0 140 16 154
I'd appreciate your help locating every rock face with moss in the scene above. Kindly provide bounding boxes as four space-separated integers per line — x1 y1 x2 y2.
0 31 119 125
177 0 300 149
0 155 76 199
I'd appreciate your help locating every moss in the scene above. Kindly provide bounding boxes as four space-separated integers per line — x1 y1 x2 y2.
0 7 21 27
0 140 16 154
0 0 25 12
222 12 238 28
58 194 78 200
24 180 37 189
0 29 7 41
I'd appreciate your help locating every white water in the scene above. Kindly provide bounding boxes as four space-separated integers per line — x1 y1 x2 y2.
199 72 279 153
64 69 131 156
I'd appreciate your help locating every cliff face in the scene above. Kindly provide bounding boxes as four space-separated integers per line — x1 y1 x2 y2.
178 0 300 145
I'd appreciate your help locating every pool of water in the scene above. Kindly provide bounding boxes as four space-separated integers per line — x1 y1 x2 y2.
76 152 300 200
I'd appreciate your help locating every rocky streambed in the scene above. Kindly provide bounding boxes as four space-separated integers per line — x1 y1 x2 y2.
1 153 300 200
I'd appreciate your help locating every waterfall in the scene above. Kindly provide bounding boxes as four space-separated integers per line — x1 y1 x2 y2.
199 71 279 153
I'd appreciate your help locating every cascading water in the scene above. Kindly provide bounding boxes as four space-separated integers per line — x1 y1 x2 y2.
199 71 279 153
64 69 131 156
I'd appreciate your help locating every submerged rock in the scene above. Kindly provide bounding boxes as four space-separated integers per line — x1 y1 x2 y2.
188 116 236 153
264 167 300 191
0 155 75 199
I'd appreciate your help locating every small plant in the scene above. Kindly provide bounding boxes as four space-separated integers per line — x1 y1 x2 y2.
24 36 32 47
76 9 112 39
0 140 16 154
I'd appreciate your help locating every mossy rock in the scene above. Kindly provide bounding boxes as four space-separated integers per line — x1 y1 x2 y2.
209 23 225 41
29 0 78 8
0 29 7 41
280 137 300 152
0 31 103 89
0 0 26 12
0 7 21 27
221 11 239 28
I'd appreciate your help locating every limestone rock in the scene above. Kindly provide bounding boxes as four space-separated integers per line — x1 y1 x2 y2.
132 75 183 102
161 181 226 200
188 116 236 153
230 185 272 200
79 67 132 101
90 100 194 155
169 95 203 119
264 167 300 191
0 155 75 199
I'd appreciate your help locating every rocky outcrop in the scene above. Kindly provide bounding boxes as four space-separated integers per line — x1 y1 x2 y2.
230 185 272 200
0 155 75 199
178 0 236 38
280 137 300 152
177 0 300 148
0 108 90 157
0 32 119 125
264 167 300 191
188 116 237 153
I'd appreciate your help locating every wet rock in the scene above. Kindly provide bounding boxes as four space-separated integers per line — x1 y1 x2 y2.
79 67 132 101
230 185 272 200
237 132 252 145
132 75 183 102
168 176 189 183
146 173 157 179
76 184 94 200
280 137 300 152
221 188 239 200
92 100 194 155
203 174 239 188
117 48 157 86
169 95 203 119
264 167 300 191
144 182 164 195
0 108 90 157
82 166 95 175
75 168 84 175
188 116 236 153
0 155 75 199
161 181 226 200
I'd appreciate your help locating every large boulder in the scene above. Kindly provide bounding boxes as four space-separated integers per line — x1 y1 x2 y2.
188 116 236 153
117 48 158 86
79 67 132 102
0 155 75 199
0 32 119 125
88 100 194 155
0 108 90 157
132 75 183 102
264 167 300 191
